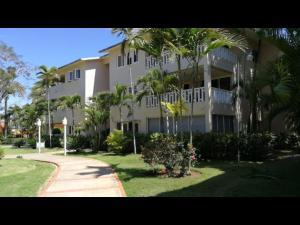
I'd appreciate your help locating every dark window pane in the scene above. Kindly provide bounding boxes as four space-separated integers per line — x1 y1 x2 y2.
135 123 139 133
212 115 218 132
224 116 230 133
218 115 224 133
117 122 121 130
124 124 128 132
129 122 133 131
183 84 190 89
212 79 219 88
220 77 231 90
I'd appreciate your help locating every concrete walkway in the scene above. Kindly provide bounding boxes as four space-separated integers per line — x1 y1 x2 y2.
8 153 126 197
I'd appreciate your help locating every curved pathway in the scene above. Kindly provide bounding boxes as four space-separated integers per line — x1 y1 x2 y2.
19 153 126 197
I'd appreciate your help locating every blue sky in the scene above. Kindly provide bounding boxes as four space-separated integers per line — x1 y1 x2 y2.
0 28 122 108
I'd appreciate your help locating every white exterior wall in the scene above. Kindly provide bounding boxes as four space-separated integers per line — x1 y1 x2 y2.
49 59 109 129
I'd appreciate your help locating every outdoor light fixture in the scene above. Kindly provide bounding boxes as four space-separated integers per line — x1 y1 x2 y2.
62 117 67 156
246 50 254 61
37 119 41 153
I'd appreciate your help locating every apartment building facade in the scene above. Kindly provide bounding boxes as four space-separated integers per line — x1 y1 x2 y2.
49 29 285 135
49 57 110 134
100 31 284 134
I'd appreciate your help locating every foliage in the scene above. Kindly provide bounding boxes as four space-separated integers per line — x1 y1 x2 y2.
26 138 36 149
141 133 196 177
106 130 130 154
0 148 4 159
67 135 91 151
13 139 26 148
42 135 62 148
52 128 62 135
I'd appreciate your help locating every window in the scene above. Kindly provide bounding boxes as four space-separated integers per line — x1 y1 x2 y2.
129 122 133 131
212 115 234 133
75 69 80 79
127 52 132 65
124 124 128 132
60 75 65 83
117 55 125 67
117 122 121 130
183 84 190 90
134 50 138 62
69 126 72 134
135 123 139 133
128 85 137 94
68 71 74 81
212 79 219 88
220 77 231 90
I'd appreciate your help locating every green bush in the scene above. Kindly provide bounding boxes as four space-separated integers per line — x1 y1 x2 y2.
42 135 62 148
13 139 26 148
67 135 91 151
27 138 36 149
141 133 196 177
52 128 62 135
0 148 4 159
106 130 130 154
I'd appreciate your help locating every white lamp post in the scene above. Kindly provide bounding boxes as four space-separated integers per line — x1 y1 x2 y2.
62 117 67 156
37 119 42 154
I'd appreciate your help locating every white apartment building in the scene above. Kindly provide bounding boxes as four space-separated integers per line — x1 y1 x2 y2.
49 56 109 134
49 29 285 135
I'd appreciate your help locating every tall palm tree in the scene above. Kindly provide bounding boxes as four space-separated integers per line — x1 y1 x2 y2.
35 65 59 147
111 83 131 132
177 28 247 145
57 94 82 135
84 92 112 151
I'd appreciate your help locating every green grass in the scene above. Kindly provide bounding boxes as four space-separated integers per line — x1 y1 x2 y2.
69 152 300 197
0 158 55 196
0 145 63 155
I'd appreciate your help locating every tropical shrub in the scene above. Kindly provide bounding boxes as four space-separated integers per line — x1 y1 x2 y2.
141 133 196 177
106 130 130 154
42 135 62 148
52 128 62 135
0 148 4 159
13 139 26 148
27 138 36 149
67 135 91 151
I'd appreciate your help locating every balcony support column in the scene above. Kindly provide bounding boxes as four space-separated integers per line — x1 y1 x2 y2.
204 54 212 132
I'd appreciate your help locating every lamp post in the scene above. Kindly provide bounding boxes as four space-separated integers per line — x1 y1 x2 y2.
62 117 67 156
37 119 41 154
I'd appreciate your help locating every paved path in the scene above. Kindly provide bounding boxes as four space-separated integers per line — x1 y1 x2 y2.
7 153 126 197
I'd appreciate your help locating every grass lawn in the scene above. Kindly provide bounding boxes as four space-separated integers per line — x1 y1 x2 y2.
69 152 300 197
0 145 63 155
0 158 55 197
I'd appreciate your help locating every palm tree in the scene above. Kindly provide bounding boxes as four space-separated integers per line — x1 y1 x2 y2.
161 99 188 135
111 83 131 132
57 94 82 135
35 65 59 147
177 28 247 145
84 92 112 151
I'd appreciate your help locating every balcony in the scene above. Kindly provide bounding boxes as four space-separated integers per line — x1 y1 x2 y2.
144 47 237 72
145 87 232 108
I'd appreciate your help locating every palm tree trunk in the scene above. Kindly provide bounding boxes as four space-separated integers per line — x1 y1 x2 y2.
189 64 196 145
47 88 52 148
119 107 123 132
177 56 184 142
172 116 175 135
72 108 75 135
158 95 164 133
4 96 8 139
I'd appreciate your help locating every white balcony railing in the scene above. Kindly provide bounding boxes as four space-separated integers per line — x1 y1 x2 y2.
145 87 205 108
211 87 233 105
145 47 237 72
145 51 173 69
209 47 237 72
145 87 233 108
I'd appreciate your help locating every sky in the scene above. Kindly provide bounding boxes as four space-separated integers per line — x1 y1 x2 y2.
0 28 122 109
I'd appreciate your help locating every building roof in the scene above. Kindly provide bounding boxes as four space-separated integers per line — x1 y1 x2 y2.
58 55 108 70
98 41 123 53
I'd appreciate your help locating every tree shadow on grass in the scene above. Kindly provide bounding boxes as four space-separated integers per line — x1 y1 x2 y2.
109 163 159 182
155 157 300 197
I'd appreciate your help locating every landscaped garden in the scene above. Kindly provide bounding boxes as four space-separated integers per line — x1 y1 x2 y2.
0 157 55 197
